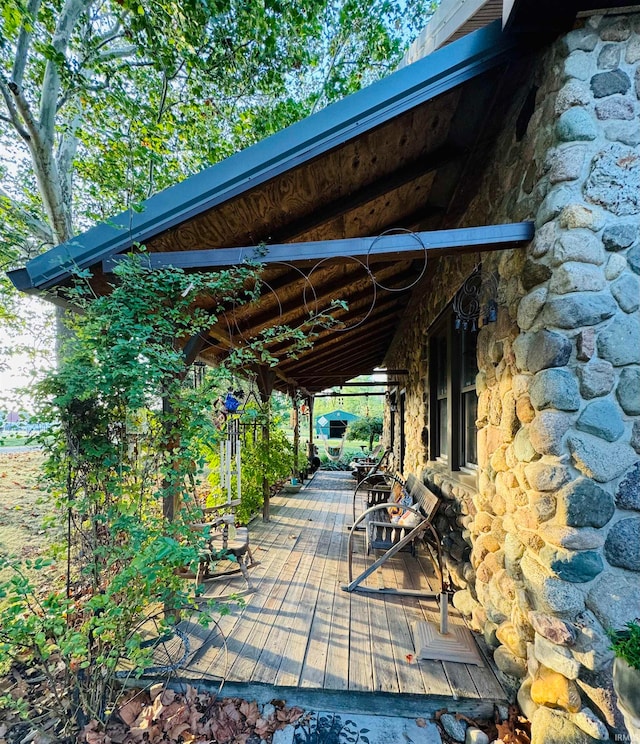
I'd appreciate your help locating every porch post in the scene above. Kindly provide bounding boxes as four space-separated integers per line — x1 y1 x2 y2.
255 366 276 522
291 389 300 479
307 395 315 467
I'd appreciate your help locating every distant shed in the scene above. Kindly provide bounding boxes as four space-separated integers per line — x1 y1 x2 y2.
315 410 359 439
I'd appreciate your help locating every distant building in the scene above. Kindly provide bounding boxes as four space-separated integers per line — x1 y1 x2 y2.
315 410 359 439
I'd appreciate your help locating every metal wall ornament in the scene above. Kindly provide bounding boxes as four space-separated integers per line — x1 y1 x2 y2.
452 266 498 332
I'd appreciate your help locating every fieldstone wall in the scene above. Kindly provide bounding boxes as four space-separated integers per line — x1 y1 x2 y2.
385 13 640 743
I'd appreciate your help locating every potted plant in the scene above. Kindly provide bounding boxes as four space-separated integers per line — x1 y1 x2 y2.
283 475 302 494
610 620 640 734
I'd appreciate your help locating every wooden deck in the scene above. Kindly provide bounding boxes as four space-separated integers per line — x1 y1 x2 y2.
173 471 509 716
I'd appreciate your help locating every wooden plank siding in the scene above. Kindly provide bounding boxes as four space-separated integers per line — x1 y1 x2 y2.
173 471 508 716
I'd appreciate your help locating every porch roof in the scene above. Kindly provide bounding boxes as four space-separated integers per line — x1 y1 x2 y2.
8 19 539 394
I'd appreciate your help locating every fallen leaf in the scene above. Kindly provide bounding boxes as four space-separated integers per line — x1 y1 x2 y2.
240 699 260 725
166 722 191 739
405 653 414 662
160 688 175 706
159 700 185 722
223 700 243 723
117 695 144 727
287 707 304 724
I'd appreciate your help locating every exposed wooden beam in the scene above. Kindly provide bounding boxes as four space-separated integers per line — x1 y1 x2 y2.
103 222 534 273
275 295 401 360
290 370 407 379
314 391 387 397
228 261 413 338
324 381 403 387
282 321 396 376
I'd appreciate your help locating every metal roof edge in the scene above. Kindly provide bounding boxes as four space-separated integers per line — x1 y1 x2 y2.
6 267 33 291
11 19 520 293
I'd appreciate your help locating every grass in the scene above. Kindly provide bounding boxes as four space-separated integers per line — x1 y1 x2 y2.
0 450 58 584
0 434 35 448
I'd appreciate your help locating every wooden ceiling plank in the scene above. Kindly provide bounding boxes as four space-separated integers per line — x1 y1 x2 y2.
229 262 415 334
280 317 398 374
267 143 464 243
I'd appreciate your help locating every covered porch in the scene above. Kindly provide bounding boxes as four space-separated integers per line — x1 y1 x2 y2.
172 471 508 717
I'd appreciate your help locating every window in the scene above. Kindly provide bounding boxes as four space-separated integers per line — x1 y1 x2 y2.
460 331 478 468
432 331 448 460
429 310 478 470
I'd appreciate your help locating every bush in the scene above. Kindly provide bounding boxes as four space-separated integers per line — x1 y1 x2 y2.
0 257 263 734
610 620 640 670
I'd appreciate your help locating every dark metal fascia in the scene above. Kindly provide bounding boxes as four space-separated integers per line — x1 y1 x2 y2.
10 19 520 293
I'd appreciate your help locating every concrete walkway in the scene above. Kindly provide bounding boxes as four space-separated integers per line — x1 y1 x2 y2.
274 711 443 744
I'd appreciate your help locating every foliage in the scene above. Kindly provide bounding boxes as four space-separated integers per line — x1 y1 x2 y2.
0 254 334 736
239 424 294 523
346 415 383 450
0 0 436 418
610 620 640 671
202 406 294 524
0 0 436 269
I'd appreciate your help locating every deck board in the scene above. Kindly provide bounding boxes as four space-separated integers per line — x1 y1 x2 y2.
177 470 508 714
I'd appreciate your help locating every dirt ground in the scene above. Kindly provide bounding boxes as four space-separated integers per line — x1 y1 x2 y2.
0 449 54 582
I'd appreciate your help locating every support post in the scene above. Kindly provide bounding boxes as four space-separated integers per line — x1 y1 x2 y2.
307 395 315 471
255 366 276 522
291 390 300 480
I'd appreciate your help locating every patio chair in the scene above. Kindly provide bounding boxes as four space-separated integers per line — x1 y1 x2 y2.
190 499 258 596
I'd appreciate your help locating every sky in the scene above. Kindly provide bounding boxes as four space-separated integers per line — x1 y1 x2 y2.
1 296 55 413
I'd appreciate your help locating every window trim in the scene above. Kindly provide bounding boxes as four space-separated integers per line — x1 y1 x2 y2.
428 308 478 471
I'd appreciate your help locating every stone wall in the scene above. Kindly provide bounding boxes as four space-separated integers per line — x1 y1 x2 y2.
385 12 640 743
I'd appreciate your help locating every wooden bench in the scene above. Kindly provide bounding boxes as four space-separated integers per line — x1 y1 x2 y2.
364 474 422 554
344 474 450 633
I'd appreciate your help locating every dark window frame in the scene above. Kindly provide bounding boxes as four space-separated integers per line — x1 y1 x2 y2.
428 309 478 471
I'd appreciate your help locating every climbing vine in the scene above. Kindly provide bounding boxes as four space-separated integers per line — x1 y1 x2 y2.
0 254 337 736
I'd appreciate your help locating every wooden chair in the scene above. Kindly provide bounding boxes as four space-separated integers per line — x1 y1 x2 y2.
350 447 395 524
190 499 258 596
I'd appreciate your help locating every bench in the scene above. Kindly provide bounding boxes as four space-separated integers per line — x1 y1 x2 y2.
344 474 450 633
364 474 425 554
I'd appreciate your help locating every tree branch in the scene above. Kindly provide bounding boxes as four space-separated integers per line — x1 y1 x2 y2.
0 187 55 247
147 71 170 198
96 44 138 62
56 115 80 209
5 78 72 243
3 78 39 143
39 0 90 150
12 0 43 87
0 76 30 140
